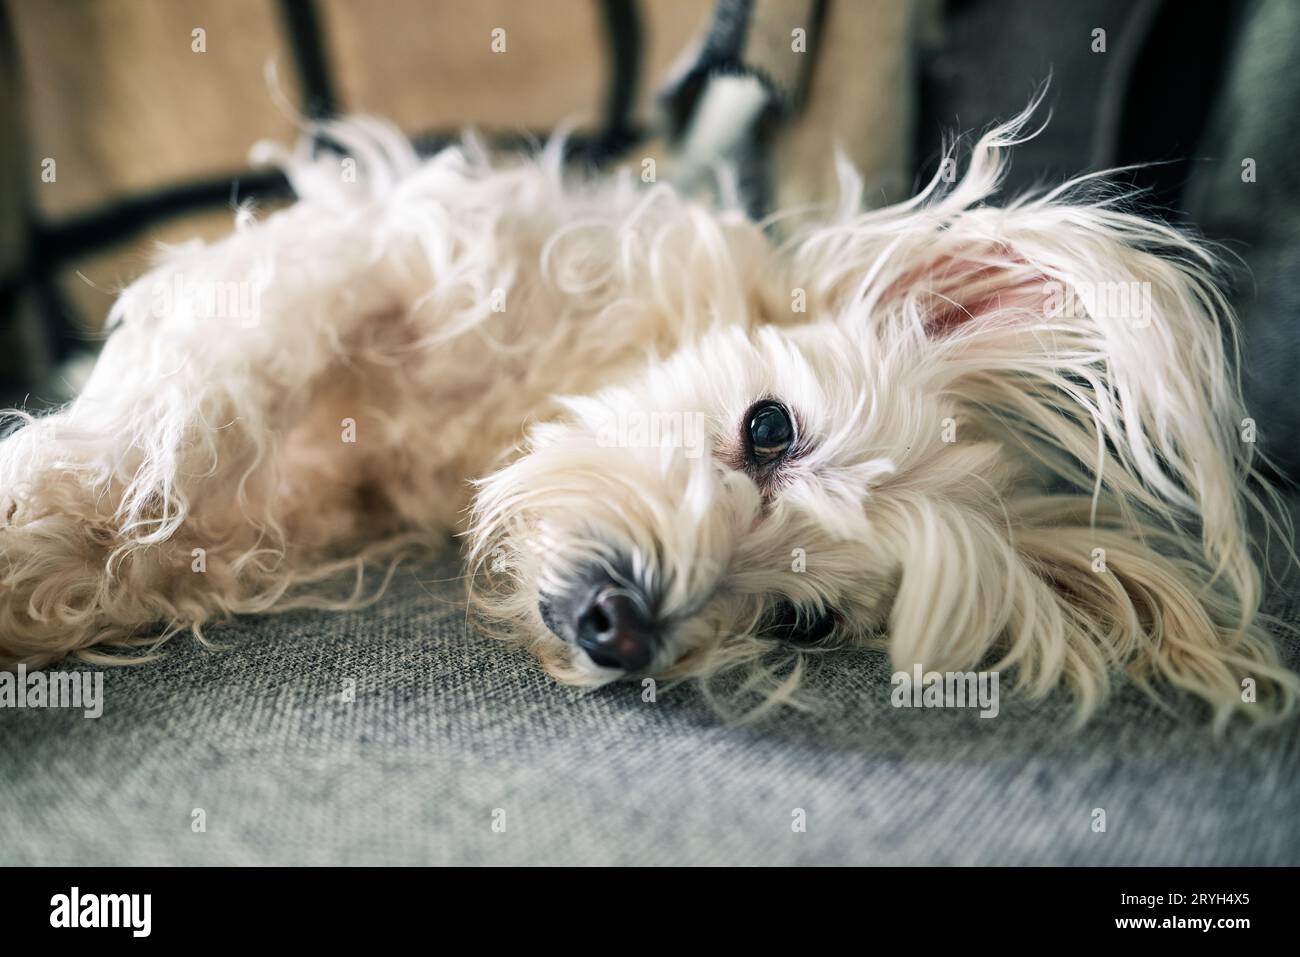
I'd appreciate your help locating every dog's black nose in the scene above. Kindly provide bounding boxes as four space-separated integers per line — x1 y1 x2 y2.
575 587 655 671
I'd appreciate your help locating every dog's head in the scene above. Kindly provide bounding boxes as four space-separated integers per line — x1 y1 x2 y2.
472 318 920 686
469 116 1293 722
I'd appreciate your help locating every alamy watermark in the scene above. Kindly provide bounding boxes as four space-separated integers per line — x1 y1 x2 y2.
596 409 707 459
0 664 103 718
1043 280 1152 327
150 272 267 328
50 887 150 937
891 664 999 718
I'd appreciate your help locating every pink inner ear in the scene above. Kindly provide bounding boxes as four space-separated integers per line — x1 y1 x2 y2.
883 248 1050 338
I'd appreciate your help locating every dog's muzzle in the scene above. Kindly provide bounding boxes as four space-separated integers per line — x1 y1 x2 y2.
538 562 659 672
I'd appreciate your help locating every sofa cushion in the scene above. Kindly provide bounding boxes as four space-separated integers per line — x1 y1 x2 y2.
2 556 1296 866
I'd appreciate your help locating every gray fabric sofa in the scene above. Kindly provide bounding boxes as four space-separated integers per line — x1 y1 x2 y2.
4 555 1297 866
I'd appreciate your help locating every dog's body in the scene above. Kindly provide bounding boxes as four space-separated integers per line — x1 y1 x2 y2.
1 115 1295 726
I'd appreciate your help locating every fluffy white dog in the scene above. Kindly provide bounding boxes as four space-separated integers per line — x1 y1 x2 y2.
2 111 1296 727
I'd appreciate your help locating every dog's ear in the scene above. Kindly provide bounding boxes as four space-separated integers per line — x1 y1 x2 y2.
911 208 1294 724
792 118 1262 574
908 193 1258 579
873 215 1300 723
791 112 1296 723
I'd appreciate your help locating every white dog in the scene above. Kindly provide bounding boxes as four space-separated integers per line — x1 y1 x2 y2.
1 110 1295 727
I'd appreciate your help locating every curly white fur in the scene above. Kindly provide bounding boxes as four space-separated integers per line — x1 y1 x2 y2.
1 107 1295 728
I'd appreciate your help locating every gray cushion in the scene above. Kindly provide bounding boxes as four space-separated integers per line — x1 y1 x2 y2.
3 555 1297 866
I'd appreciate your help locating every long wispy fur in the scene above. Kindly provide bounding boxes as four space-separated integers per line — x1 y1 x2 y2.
2 105 1294 728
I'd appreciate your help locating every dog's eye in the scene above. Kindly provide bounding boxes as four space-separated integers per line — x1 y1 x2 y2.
745 401 795 463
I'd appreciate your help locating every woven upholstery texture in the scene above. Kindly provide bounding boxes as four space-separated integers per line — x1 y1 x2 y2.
3 558 1297 866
